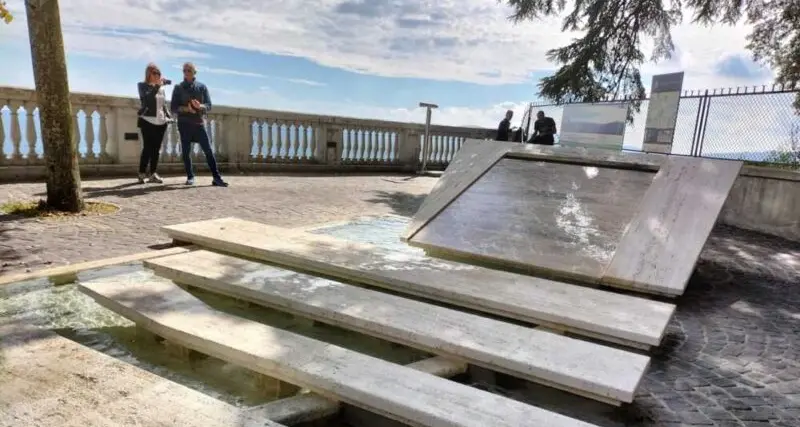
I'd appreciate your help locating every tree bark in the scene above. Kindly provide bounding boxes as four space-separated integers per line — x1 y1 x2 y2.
25 0 83 212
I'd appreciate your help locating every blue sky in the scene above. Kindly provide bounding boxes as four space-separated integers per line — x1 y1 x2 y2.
0 0 777 128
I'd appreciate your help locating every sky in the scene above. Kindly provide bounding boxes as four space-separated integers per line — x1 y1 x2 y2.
0 0 781 130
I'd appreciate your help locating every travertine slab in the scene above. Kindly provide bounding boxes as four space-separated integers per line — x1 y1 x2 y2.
78 271 598 427
603 156 743 295
247 356 465 425
161 218 675 348
408 158 655 282
402 140 666 241
147 249 649 403
0 326 285 427
403 140 509 241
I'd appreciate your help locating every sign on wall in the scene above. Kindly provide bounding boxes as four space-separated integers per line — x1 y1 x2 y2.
643 72 685 154
559 103 629 150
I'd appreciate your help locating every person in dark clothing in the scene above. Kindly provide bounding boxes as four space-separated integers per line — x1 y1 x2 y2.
496 110 513 141
136 62 170 184
529 110 557 145
170 62 228 187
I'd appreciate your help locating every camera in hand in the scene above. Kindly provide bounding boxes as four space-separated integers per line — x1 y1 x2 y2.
163 79 172 85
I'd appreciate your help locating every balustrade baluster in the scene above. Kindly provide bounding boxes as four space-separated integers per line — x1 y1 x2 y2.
291 123 300 161
376 131 383 163
369 130 378 162
0 108 6 164
254 120 264 160
353 129 361 161
434 135 441 163
98 108 110 161
346 129 354 162
171 122 180 161
72 107 82 157
360 129 369 162
215 117 225 159
206 117 215 154
377 131 385 162
392 131 399 162
302 124 311 160
296 123 304 161
10 104 23 162
382 131 390 163
363 130 371 162
85 108 96 160
343 129 352 161
358 129 366 162
264 121 274 160
24 103 38 161
275 122 285 161
386 129 395 163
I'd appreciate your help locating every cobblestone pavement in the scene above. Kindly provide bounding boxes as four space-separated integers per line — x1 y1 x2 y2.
2 174 800 426
486 225 800 427
0 174 433 276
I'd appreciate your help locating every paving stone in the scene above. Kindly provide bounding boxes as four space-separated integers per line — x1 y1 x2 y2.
2 175 800 427
680 410 714 424
0 174 436 276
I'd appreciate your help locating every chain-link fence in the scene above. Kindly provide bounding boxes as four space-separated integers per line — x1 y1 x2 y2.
530 85 800 169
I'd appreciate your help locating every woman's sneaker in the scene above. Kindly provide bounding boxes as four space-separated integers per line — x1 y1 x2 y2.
147 173 163 184
137 173 146 184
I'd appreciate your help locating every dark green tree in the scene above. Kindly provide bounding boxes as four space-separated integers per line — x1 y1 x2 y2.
504 0 800 116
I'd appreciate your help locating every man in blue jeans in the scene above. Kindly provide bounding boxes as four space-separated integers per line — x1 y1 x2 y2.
170 62 228 187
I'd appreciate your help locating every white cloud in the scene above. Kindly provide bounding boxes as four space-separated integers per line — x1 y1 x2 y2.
215 86 528 128
183 65 268 78
287 78 326 87
167 64 327 86
1 0 788 136
1 0 776 88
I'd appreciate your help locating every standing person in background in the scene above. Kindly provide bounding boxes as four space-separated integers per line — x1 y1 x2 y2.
529 110 558 145
496 110 513 141
136 63 170 184
170 62 228 187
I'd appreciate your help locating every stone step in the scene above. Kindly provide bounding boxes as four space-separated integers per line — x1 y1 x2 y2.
160 217 675 350
146 249 649 404
78 272 599 427
247 356 465 425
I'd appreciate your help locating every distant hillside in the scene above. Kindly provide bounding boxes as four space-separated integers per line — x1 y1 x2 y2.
561 120 626 136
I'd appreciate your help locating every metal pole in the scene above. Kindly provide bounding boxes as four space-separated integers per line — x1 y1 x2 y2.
418 102 438 174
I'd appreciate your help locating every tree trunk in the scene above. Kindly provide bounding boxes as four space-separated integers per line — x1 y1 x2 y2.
25 0 83 212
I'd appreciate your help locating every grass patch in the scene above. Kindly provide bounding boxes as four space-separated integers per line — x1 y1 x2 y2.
0 200 119 218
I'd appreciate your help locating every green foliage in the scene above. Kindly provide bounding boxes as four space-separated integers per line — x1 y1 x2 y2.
504 0 800 116
0 1 12 24
763 124 800 169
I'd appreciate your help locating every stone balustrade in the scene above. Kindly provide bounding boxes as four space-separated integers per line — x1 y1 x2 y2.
0 85 494 179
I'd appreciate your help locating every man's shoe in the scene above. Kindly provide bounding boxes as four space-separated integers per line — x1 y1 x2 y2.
147 173 163 184
137 173 146 184
185 177 195 186
212 178 229 187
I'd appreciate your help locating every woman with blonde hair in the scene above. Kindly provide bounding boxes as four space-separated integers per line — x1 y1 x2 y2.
136 62 171 183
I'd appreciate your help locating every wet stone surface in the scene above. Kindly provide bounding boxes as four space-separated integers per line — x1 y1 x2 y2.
312 216 800 427
2 176 800 426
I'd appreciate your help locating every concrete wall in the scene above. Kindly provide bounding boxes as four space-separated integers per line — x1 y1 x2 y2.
720 166 800 242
